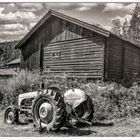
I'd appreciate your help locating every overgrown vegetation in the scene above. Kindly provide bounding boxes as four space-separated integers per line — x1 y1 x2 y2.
0 40 20 67
1 70 140 121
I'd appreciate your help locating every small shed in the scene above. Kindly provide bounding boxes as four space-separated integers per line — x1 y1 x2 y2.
7 58 20 72
0 68 17 78
15 9 140 80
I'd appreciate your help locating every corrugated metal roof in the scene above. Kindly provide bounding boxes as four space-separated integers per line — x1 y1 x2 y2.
7 58 20 65
0 68 17 76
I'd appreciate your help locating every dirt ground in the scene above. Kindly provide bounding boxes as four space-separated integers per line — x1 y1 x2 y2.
1 110 140 137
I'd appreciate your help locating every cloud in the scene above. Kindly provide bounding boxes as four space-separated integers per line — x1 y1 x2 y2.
0 29 29 41
1 30 28 35
45 3 98 12
103 3 136 12
15 3 46 13
3 23 28 31
75 3 98 11
42 3 73 11
102 25 112 31
0 3 44 42
16 3 43 9
124 3 136 12
111 14 132 25
76 7 91 11
103 3 124 12
0 11 36 21
79 3 98 7
0 7 4 13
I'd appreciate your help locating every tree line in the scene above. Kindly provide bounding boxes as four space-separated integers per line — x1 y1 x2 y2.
111 3 140 46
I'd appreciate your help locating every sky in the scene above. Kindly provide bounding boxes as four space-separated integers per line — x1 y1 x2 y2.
0 2 137 42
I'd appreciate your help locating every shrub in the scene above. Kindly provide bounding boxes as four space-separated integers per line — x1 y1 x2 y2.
2 70 140 121
1 70 41 108
0 79 8 107
80 81 140 120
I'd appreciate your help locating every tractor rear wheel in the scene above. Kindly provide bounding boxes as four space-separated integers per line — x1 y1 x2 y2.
74 96 94 122
82 96 94 121
32 87 67 131
4 106 19 124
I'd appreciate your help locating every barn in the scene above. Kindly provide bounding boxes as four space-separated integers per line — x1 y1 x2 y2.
15 9 140 80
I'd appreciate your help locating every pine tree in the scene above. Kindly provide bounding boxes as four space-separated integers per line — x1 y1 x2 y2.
111 18 122 36
128 3 140 45
122 18 129 40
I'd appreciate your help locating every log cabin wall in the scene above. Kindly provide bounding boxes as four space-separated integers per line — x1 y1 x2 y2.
20 16 106 79
43 37 105 79
106 35 140 80
123 42 140 77
106 35 124 80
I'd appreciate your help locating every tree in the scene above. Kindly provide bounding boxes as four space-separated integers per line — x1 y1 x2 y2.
122 18 129 40
0 41 20 68
128 3 140 45
111 18 122 36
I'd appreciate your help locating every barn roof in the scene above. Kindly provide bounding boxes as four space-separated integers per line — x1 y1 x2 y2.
15 9 110 49
15 9 139 49
7 58 20 66
0 68 17 76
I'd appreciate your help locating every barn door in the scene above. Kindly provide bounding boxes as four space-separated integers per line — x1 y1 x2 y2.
39 43 43 71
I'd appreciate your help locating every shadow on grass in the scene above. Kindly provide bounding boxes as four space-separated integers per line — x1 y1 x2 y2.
16 122 29 125
92 121 114 127
38 127 97 136
76 121 114 128
56 128 97 136
33 121 114 136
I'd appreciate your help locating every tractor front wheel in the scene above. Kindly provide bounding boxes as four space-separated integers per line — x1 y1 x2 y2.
4 106 19 124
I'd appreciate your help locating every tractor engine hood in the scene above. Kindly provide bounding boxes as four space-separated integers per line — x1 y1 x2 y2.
18 91 38 107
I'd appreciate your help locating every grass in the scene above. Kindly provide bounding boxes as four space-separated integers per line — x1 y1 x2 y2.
1 110 140 137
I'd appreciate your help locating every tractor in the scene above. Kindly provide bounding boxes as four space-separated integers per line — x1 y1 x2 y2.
4 86 94 132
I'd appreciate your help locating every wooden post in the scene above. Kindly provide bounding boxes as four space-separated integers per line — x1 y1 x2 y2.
103 37 109 81
121 41 125 79
39 43 43 73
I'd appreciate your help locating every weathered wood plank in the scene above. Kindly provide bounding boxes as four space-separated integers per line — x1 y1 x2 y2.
106 35 123 79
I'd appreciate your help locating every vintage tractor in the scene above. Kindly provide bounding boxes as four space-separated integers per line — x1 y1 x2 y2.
4 87 94 132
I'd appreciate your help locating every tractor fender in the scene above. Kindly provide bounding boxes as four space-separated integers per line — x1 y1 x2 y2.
64 88 87 109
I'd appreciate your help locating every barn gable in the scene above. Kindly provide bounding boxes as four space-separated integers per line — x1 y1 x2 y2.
15 10 109 49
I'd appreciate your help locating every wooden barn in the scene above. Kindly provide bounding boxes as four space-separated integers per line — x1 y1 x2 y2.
15 10 140 80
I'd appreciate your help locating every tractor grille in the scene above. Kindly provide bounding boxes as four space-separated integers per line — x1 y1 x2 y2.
20 98 34 109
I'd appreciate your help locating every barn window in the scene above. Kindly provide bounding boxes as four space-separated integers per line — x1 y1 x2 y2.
53 51 61 58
